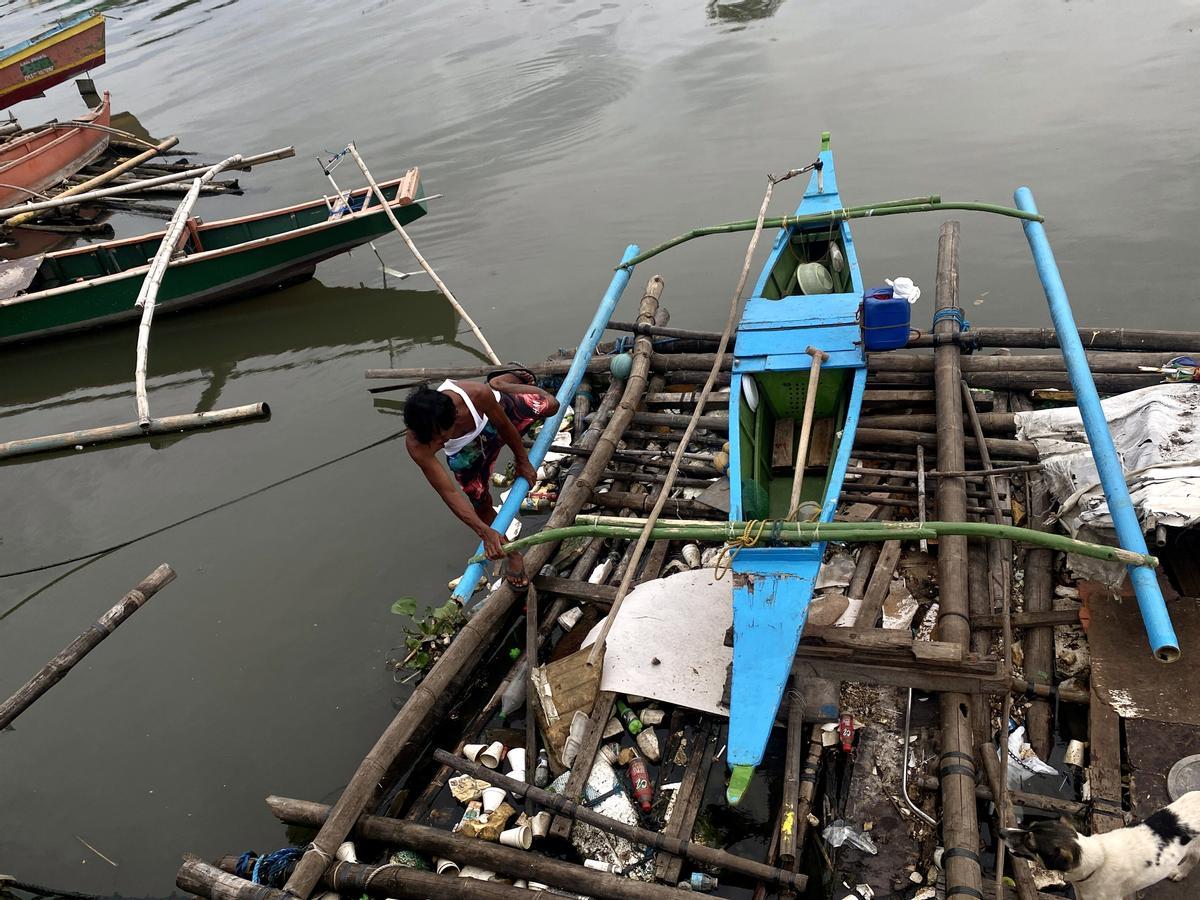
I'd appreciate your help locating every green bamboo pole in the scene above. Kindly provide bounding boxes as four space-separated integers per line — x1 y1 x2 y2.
467 517 1155 569
619 199 1045 270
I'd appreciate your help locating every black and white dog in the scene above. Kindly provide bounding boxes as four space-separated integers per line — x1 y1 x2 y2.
1004 791 1200 900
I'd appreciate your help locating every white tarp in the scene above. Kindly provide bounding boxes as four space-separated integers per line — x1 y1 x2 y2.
587 569 733 717
1014 382 1200 580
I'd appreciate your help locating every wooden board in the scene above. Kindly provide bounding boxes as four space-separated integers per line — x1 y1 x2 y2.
1087 593 1200 725
771 417 795 471
808 416 836 469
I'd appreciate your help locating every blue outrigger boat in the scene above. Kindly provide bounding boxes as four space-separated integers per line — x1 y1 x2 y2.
725 134 870 803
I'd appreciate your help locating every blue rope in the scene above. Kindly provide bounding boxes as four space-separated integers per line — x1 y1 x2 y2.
931 308 970 332
238 847 305 887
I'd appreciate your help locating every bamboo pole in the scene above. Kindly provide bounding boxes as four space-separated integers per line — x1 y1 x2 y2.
135 156 243 427
870 350 1193 373
586 173 784 669
931 221 984 900
433 749 808 891
859 412 1015 434
280 269 644 899
963 379 1016 897
346 143 500 365
907 325 1200 353
524 584 538 816
0 564 175 730
3 137 181 228
1022 476 1056 761
0 147 295 221
471 517 1157 569
262 797 694 900
618 198 1043 268
980 746 1040 900
855 427 1038 461
0 403 270 461
787 347 828 519
778 684 804 869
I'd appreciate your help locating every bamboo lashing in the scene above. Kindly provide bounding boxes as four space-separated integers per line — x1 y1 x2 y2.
585 168 785 668
786 345 829 520
134 155 243 427
345 142 501 366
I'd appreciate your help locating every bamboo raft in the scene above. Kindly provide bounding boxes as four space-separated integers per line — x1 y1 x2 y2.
158 227 1200 898
5 141 1194 899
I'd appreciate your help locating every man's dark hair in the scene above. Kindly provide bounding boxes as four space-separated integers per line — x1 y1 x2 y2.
404 385 456 444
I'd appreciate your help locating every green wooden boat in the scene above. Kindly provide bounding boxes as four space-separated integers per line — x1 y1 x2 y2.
0 169 426 346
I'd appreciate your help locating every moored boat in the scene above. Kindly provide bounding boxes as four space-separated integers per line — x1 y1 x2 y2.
0 169 425 345
0 11 106 111
725 134 870 802
0 92 111 208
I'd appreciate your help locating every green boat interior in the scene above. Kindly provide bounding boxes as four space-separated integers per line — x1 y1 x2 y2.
760 227 853 300
0 174 419 302
736 368 851 519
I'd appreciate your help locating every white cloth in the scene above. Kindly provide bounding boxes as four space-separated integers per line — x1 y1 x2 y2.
437 379 500 456
885 275 921 304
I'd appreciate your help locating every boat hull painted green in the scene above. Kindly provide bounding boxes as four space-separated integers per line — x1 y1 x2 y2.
0 179 426 345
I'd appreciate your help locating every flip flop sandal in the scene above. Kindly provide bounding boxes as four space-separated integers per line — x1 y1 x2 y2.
487 364 537 386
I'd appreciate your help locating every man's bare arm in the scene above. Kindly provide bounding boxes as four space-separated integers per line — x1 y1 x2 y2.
406 438 506 558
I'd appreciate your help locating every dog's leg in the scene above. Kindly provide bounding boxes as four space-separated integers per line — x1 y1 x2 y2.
1168 843 1200 882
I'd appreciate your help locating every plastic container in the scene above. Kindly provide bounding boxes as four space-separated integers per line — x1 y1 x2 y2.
863 285 911 351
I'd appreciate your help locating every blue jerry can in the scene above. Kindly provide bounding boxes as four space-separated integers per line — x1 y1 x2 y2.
862 286 911 351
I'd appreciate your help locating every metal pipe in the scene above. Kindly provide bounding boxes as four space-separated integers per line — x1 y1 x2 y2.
451 244 640 603
902 688 938 827
1014 187 1179 662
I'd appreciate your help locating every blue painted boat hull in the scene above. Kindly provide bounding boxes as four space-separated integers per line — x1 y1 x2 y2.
725 138 869 802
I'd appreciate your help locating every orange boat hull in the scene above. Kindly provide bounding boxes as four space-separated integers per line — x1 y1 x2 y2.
0 92 111 208
0 14 106 110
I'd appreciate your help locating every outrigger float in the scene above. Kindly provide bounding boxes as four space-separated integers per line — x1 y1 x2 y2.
10 132 1191 898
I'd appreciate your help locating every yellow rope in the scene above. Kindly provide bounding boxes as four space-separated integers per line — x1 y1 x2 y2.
714 519 769 579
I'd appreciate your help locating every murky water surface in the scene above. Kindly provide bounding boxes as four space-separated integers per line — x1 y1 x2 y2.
0 0 1197 893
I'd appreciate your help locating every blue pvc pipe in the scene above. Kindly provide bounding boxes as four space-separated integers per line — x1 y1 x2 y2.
1015 187 1179 662
451 244 641 605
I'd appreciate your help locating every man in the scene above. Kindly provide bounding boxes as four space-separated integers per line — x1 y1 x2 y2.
404 371 559 589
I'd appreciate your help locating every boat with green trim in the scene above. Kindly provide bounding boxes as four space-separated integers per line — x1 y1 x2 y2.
0 169 425 346
725 134 873 803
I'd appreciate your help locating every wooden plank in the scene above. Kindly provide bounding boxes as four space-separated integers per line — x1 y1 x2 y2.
655 719 717 883
807 416 835 468
548 690 616 841
1087 678 1125 834
771 417 795 471
853 538 902 629
972 608 1080 630
532 574 616 606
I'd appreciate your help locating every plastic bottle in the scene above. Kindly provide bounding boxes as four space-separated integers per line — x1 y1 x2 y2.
534 749 551 788
677 872 719 892
627 754 653 812
497 659 528 721
615 698 643 735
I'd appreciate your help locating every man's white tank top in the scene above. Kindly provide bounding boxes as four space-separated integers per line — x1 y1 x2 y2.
438 379 500 456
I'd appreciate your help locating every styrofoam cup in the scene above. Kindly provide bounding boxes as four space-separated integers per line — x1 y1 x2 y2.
480 741 506 769
499 824 532 850
435 858 459 876
506 748 526 773
508 767 527 783
530 810 552 838
481 785 507 813
463 743 487 763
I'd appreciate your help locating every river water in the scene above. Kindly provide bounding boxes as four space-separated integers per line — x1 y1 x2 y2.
0 0 1197 894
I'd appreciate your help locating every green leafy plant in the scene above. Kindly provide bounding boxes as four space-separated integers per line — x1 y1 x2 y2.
388 597 466 675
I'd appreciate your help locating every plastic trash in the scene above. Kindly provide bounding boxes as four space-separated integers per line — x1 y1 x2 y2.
1005 725 1057 788
822 819 878 855
885 276 921 303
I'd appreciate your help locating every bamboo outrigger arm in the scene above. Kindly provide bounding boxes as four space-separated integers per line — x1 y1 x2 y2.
465 516 1159 569
618 197 1044 269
